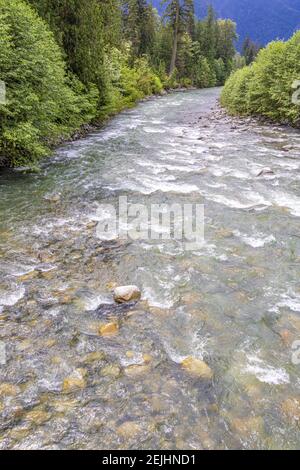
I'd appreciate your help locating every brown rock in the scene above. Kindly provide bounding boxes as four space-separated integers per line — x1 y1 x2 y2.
0 383 20 397
230 416 264 436
124 364 150 377
181 356 213 380
99 322 119 336
143 354 153 364
117 421 141 438
101 364 121 378
25 409 51 425
279 329 294 346
63 369 87 392
281 398 300 422
80 351 105 364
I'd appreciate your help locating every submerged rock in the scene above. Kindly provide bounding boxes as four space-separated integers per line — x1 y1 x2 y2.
256 168 274 177
0 383 20 397
43 193 61 203
113 285 141 304
117 421 141 438
99 322 119 336
79 351 105 364
281 398 300 422
25 409 51 425
62 369 87 392
101 364 121 378
124 364 150 376
230 416 264 436
181 356 213 380
143 354 153 364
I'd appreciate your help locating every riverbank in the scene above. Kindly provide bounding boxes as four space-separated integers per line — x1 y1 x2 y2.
0 86 200 172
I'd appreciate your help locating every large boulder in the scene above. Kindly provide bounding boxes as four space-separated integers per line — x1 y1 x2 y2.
113 285 141 304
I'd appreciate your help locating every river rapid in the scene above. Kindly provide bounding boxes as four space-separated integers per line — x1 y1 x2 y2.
0 88 300 449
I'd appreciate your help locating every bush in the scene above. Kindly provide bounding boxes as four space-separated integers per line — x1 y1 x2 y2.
0 0 98 167
193 57 217 88
221 31 300 125
221 66 255 114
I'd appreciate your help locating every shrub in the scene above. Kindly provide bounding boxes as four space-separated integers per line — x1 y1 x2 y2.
0 0 98 167
221 31 300 125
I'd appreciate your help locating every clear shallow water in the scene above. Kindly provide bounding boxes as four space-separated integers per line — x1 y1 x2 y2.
0 88 300 449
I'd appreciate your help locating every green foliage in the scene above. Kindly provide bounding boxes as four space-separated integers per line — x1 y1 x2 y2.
232 53 246 71
221 66 255 114
242 37 262 65
221 31 300 126
97 45 163 119
1 0 238 167
0 0 98 167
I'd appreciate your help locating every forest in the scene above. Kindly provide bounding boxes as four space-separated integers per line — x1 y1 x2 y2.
0 0 237 167
221 31 300 127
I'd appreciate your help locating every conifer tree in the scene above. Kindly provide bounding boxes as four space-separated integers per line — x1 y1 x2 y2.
162 0 195 75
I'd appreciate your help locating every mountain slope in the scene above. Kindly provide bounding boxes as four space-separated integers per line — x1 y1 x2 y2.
151 0 300 48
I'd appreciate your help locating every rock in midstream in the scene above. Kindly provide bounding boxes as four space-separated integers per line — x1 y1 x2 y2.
113 285 141 304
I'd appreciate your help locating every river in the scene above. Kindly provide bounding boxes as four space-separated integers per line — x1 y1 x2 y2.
0 88 300 449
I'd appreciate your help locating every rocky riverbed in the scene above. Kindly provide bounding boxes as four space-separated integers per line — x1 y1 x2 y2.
0 88 300 449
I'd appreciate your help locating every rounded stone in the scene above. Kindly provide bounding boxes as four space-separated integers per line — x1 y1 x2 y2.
113 285 141 304
181 356 213 380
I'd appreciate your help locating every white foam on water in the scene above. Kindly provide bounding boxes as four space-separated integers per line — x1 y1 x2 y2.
163 329 209 364
229 169 251 180
206 182 227 189
270 191 300 217
143 127 166 134
210 142 229 149
158 163 198 173
208 168 226 177
142 285 176 309
143 271 181 307
81 292 113 311
233 230 276 248
140 265 181 309
276 160 300 170
244 355 290 385
202 153 223 162
272 291 300 313
243 190 272 208
135 159 167 175
140 180 199 195
0 285 25 307
0 262 35 277
203 192 270 210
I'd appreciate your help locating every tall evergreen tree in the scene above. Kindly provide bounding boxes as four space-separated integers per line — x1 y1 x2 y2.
201 5 218 62
27 0 108 103
163 0 195 75
122 0 158 58
242 37 261 65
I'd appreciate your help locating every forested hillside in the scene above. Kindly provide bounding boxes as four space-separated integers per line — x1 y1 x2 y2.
0 0 237 168
153 0 300 48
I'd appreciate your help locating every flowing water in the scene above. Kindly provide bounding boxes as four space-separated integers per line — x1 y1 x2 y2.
0 88 300 449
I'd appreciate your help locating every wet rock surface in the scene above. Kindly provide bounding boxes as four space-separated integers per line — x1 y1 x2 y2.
113 285 141 304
